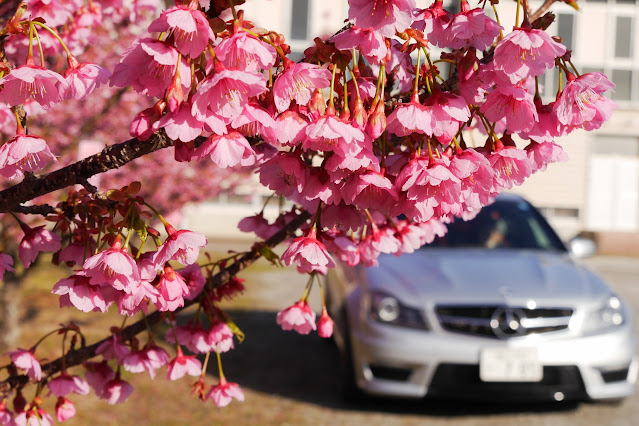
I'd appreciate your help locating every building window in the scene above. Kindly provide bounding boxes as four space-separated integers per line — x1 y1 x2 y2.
614 16 633 58
556 13 575 51
290 0 309 40
611 69 633 101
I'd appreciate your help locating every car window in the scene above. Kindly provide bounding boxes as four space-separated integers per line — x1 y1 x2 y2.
425 199 567 251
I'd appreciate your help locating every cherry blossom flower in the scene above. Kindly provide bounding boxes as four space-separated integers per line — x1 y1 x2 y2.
96 334 130 364
554 72 617 131
195 131 257 168
317 308 334 338
55 397 76 422
82 238 140 293
0 133 57 180
179 264 207 300
303 112 366 156
0 398 12 425
273 110 308 146
153 224 207 267
8 349 42 381
331 26 387 65
487 140 533 190
341 169 398 214
99 376 134 405
450 148 495 212
155 266 190 312
53 271 118 313
167 347 202 380
258 153 307 201
276 300 317 335
84 361 115 396
281 228 336 274
386 94 434 137
110 38 190 99
525 141 568 173
156 102 205 143
348 0 415 38
207 376 245 408
0 60 68 109
424 91 471 144
414 0 453 48
493 27 566 84
480 85 538 133
14 407 54 426
273 61 331 112
148 2 215 58
48 373 90 397
215 31 277 72
191 67 266 120
448 1 502 51
61 55 111 100
0 252 15 280
18 223 62 268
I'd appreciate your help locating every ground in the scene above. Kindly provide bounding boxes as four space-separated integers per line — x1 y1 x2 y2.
1 249 638 425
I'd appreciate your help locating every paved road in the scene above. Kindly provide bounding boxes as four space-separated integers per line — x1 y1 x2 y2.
221 255 639 426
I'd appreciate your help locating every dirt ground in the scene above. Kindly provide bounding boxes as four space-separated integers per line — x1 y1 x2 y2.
2 253 638 425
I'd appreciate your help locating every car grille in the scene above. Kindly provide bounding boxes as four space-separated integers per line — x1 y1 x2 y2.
435 305 573 339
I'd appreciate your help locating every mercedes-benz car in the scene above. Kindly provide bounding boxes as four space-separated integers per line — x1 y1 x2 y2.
326 194 637 402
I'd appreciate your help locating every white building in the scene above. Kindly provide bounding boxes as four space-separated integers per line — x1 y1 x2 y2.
191 0 639 254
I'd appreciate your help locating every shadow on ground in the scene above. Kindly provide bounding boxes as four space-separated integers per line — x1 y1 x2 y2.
205 310 581 417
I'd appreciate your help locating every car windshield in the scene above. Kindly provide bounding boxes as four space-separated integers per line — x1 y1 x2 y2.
426 198 566 251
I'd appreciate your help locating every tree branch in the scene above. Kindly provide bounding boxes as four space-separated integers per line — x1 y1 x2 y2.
530 0 558 22
0 132 208 214
0 209 311 397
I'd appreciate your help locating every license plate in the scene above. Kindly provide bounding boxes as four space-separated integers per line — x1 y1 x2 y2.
479 348 543 382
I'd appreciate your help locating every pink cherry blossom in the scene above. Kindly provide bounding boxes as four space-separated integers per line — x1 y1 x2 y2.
179 263 207 300
196 131 257 168
273 110 308 146
155 266 190 312
276 300 317 335
48 373 90 397
494 27 566 84
480 85 538 133
487 141 533 190
450 148 495 212
96 334 131 364
317 308 334 338
18 223 62 268
553 72 617 131
215 31 277 72
273 62 331 112
331 26 387 65
55 397 76 422
62 56 111 100
348 0 415 38
386 94 434 137
231 104 276 139
191 67 266 120
281 228 336 274
99 376 134 405
148 3 215 58
424 91 471 144
0 61 68 109
153 224 207 267
82 238 140 293
167 347 202 380
207 376 245 408
0 252 15 280
303 112 366 156
525 141 568 173
448 1 502 51
258 153 307 201
156 101 205 143
84 361 115 395
110 38 190 99
414 0 453 48
8 349 42 381
341 169 398 214
14 407 54 426
0 133 57 180
53 271 117 313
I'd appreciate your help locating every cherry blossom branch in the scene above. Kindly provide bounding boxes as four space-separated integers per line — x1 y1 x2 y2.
0 208 311 396
530 0 558 22
0 132 206 213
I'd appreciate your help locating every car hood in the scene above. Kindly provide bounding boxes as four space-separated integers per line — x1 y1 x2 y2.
367 249 612 307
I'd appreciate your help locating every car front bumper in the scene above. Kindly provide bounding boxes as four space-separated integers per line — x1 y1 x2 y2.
348 317 638 401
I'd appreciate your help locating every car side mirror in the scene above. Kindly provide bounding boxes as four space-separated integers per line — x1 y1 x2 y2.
569 237 597 258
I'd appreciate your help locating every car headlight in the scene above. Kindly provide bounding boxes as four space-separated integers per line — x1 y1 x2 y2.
369 291 429 330
581 295 626 335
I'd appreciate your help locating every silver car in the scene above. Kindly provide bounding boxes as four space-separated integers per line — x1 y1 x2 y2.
326 194 637 402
